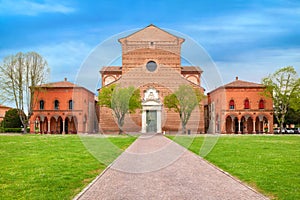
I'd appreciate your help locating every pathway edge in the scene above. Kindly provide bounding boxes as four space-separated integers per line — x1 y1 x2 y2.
164 135 269 199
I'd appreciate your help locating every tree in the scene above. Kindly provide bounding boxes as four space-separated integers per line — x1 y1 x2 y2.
285 108 300 126
164 84 204 134
0 52 49 133
98 84 141 134
2 108 23 128
262 66 300 133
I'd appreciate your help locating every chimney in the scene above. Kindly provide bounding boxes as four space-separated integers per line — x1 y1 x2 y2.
236 76 238 80
64 77 67 81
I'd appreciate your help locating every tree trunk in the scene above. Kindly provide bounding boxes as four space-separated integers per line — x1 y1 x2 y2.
280 114 285 134
280 122 284 134
117 116 124 135
182 121 186 134
118 128 123 135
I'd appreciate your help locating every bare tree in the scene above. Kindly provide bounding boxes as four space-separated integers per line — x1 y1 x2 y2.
0 52 49 133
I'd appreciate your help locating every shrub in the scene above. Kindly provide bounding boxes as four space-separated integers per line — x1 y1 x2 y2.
4 128 22 133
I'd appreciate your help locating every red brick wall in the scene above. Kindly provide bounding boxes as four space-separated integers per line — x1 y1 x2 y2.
208 86 273 133
30 86 96 134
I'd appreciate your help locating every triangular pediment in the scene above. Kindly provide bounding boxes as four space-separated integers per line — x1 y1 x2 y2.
119 24 184 43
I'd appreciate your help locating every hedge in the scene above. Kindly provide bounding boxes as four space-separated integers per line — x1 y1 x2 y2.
3 128 23 133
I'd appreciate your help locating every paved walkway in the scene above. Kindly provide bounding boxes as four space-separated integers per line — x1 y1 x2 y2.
75 134 268 200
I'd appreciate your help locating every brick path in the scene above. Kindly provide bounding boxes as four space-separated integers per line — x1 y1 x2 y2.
75 134 268 200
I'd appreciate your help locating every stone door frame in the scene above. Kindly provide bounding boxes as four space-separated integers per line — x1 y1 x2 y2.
141 88 162 133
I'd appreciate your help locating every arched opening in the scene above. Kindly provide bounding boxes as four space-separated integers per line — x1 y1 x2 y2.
234 117 239 133
255 117 259 133
50 117 57 134
246 117 254 134
65 117 69 134
240 116 246 134
225 116 233 133
255 115 269 133
34 117 40 133
70 116 78 134
66 116 77 134
38 116 48 134
57 116 63 134
50 116 63 134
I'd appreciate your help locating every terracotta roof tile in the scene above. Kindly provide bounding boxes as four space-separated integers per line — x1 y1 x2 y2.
38 81 80 88
100 66 122 73
224 79 263 88
208 77 264 94
0 104 11 109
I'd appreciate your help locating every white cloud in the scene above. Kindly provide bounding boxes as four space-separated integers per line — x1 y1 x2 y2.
36 41 92 82
0 40 93 83
0 0 75 16
182 10 294 46
214 48 300 85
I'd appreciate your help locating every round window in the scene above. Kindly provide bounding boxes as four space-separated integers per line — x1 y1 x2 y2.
146 61 157 72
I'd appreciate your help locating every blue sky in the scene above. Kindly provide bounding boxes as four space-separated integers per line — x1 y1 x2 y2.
0 0 299 93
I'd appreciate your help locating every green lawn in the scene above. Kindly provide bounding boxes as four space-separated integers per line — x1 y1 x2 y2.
167 135 300 200
0 134 136 200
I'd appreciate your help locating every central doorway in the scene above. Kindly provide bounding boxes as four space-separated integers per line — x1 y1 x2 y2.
141 88 162 133
146 110 157 132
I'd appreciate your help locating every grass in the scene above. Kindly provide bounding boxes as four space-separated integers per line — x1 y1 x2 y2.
0 134 136 200
167 135 300 200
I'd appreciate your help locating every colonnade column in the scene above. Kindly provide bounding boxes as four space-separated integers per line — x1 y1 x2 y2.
39 122 42 133
238 120 241 134
48 120 50 133
253 120 256 134
231 119 234 133
62 120 65 134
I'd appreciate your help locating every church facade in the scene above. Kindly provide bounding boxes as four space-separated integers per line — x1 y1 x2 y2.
99 25 205 134
29 25 274 134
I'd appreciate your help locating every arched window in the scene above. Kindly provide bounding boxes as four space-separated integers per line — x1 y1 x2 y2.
259 99 265 109
39 100 44 110
54 100 59 110
244 99 250 109
229 99 235 110
69 100 73 110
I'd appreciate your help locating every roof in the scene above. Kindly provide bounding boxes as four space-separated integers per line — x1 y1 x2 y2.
208 77 264 94
0 104 11 109
100 66 122 73
34 78 95 94
224 77 263 88
38 80 80 88
181 66 203 73
118 24 184 44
